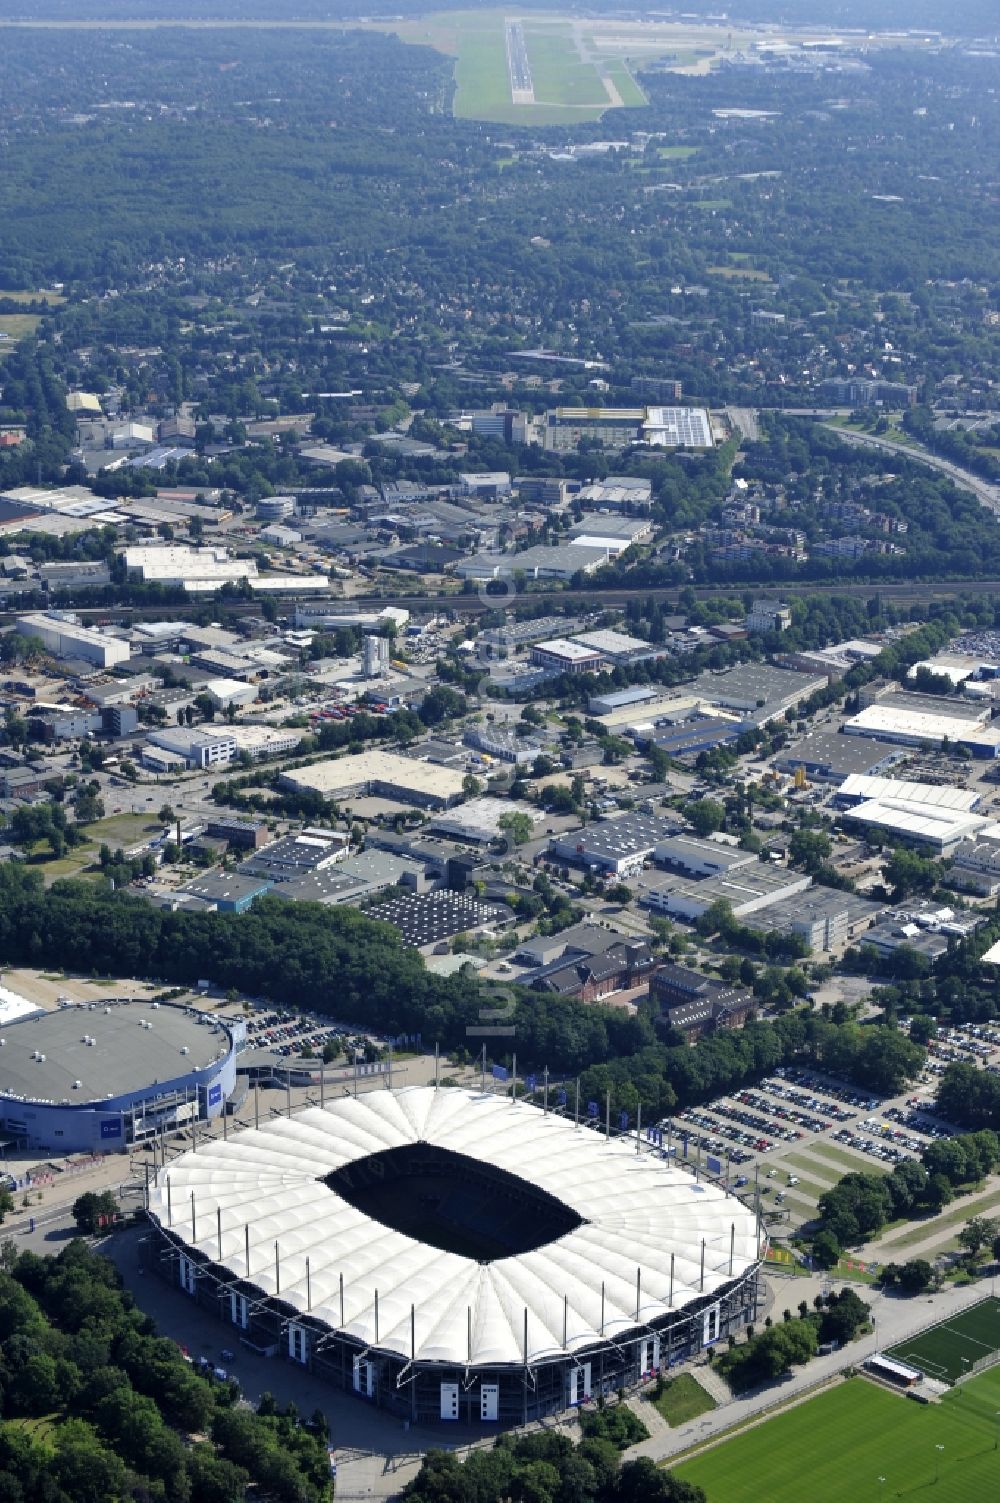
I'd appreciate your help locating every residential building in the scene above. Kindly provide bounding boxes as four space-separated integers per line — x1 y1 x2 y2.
745 599 792 635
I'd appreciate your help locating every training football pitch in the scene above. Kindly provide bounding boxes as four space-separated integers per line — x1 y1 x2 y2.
676 1369 1000 1503
886 1296 1000 1384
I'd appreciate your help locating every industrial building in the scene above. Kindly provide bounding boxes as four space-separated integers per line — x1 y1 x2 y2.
238 830 349 883
837 794 997 856
177 872 274 913
145 1088 760 1424
147 727 239 769
775 731 904 784
588 686 660 718
280 751 466 809
368 891 511 947
543 406 713 453
548 812 683 878
0 1000 240 1153
16 611 130 669
464 726 538 766
642 865 812 923
842 696 1000 755
653 835 759 882
570 628 654 664
755 888 884 953
431 797 540 846
693 663 828 725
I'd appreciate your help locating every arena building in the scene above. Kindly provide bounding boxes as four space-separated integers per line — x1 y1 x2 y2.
144 1086 761 1425
0 1000 241 1153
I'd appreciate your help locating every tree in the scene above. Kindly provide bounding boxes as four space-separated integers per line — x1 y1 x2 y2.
462 774 483 798
499 810 534 847
788 828 832 873
71 1190 120 1235
158 804 175 823
812 1229 840 1269
957 1215 999 1260
687 799 725 838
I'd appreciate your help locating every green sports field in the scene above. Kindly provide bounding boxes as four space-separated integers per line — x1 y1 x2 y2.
886 1297 1000 1384
676 1368 1000 1503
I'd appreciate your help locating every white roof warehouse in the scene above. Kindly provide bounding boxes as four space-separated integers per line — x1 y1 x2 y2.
280 750 466 809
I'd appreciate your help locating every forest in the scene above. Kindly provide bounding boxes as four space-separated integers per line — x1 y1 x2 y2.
0 1239 332 1503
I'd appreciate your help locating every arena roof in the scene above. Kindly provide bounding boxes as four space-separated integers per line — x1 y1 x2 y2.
0 1001 231 1106
150 1087 759 1368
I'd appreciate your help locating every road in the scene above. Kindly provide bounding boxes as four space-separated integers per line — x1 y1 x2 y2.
824 425 1000 518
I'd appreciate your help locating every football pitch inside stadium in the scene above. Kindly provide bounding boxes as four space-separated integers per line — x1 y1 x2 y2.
886 1296 1000 1384
677 1369 1000 1503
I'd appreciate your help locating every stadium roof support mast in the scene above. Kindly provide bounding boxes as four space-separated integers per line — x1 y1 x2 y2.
605 1091 611 1143
575 1079 580 1128
434 1042 439 1090
636 1102 641 1155
480 1045 487 1095
543 1067 549 1114
511 1054 517 1103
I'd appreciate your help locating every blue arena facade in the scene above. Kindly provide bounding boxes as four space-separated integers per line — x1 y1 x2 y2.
0 999 242 1153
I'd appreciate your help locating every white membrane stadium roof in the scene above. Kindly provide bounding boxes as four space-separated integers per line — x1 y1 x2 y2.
150 1087 759 1368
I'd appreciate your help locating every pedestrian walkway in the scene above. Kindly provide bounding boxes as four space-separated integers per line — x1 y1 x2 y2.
692 1364 731 1406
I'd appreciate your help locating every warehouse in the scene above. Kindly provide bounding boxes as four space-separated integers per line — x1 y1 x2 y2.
15 611 130 669
693 663 827 725
548 811 683 877
653 835 758 882
570 628 655 665
843 701 1000 755
834 775 981 813
145 1088 760 1424
280 751 466 809
837 796 996 856
642 865 812 922
177 871 273 913
775 731 904 784
636 716 743 759
0 999 240 1153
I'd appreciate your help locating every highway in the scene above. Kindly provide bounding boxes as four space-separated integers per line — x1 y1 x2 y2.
823 424 1000 518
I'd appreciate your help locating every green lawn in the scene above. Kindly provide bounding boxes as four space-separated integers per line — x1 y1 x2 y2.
524 29 608 108
799 1141 888 1176
879 1188 1000 1252
649 1373 716 1427
677 1368 1000 1502
602 58 647 108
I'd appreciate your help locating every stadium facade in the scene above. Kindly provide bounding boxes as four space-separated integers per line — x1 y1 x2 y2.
0 999 241 1153
144 1087 762 1424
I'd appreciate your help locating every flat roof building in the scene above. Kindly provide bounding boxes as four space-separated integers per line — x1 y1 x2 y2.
16 612 130 669
280 751 466 809
368 891 511 947
641 866 812 922
548 811 683 877
653 835 759 882
693 663 827 725
843 702 1000 756
775 731 904 784
531 638 605 675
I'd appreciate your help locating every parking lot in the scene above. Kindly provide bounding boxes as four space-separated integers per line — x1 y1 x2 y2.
668 1065 967 1236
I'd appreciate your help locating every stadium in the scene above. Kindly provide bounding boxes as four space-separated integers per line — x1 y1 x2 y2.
144 1086 763 1425
0 999 241 1153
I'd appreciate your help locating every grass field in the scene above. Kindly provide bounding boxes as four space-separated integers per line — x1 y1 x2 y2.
886 1297 1000 1384
879 1188 1000 1252
650 1373 716 1427
0 313 42 344
0 289 65 306
677 1368 1000 1502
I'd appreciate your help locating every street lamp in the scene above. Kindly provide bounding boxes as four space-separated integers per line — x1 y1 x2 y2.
995 1410 1000 1451
934 1444 944 1484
